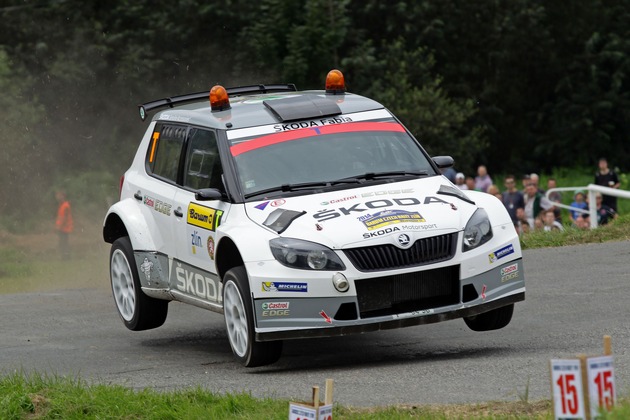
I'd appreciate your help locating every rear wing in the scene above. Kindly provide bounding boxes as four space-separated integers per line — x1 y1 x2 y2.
138 84 297 121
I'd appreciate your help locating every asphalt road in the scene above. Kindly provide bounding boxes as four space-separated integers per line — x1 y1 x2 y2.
1 241 629 407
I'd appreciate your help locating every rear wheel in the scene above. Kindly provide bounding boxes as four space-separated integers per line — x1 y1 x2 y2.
110 237 168 331
223 266 282 367
464 304 514 331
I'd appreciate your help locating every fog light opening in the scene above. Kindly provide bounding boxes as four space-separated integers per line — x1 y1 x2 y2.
332 273 349 292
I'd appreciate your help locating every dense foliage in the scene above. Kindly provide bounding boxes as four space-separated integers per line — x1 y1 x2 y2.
1 0 628 217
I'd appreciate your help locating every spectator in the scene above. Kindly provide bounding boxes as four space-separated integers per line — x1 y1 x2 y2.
546 178 562 222
465 176 476 191
594 157 620 212
542 209 564 232
524 183 553 228
569 190 588 226
474 165 493 192
515 207 530 236
487 184 502 200
521 174 531 194
455 172 467 189
502 175 525 227
591 192 618 226
55 190 74 260
529 173 545 194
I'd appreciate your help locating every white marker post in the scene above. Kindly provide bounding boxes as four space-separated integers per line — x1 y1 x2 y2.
289 379 334 420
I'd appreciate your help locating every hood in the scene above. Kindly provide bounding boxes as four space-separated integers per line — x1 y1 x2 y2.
245 177 478 249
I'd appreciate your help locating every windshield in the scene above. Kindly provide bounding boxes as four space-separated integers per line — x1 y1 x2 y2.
229 120 437 198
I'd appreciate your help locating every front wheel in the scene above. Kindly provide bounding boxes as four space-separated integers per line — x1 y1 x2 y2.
110 236 168 331
223 266 282 367
464 304 514 332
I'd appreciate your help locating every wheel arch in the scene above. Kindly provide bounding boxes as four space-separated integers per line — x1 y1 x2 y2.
103 200 159 251
215 236 244 282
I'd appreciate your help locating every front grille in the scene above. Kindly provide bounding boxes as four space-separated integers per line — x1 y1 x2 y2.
355 265 460 318
343 232 458 272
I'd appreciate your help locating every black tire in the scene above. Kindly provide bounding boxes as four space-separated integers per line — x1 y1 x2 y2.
464 304 514 332
223 266 283 367
110 236 168 331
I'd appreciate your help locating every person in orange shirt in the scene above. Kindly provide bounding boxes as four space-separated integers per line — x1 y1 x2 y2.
55 190 74 259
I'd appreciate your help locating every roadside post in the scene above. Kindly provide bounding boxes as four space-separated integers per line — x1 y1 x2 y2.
289 378 334 420
550 336 616 420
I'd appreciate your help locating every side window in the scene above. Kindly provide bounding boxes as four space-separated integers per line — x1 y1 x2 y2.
146 124 187 183
183 128 223 190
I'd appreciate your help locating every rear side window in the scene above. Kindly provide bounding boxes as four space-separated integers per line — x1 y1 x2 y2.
146 124 187 183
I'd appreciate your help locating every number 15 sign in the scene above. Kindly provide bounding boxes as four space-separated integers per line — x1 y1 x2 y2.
551 359 585 419
550 355 616 420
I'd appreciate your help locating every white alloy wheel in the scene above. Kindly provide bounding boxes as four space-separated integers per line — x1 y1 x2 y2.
224 279 248 357
110 248 136 322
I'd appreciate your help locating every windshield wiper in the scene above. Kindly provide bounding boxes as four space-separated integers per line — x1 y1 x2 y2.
347 170 429 181
244 181 340 199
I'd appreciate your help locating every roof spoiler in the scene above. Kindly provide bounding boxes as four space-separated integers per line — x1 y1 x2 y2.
138 84 297 121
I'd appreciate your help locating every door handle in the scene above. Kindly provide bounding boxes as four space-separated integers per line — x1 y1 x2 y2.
174 208 184 218
134 191 142 201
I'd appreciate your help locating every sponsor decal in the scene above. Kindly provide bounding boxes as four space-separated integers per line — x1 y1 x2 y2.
191 230 202 254
315 223 323 231
139 258 154 284
227 109 392 140
320 195 358 206
262 302 289 310
270 199 285 207
481 284 487 300
207 236 215 260
143 195 172 216
273 116 353 132
254 199 284 210
159 114 190 122
254 201 269 210
363 226 401 238
172 261 222 303
262 282 308 292
314 196 448 222
360 188 414 198
187 203 223 231
359 209 426 231
501 262 519 282
261 301 290 316
488 244 515 263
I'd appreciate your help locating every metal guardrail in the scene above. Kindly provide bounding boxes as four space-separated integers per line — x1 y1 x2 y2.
546 184 629 228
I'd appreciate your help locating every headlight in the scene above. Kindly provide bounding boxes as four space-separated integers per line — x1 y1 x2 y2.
462 208 493 252
269 238 345 270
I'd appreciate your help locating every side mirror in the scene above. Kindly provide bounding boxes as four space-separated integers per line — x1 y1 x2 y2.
432 156 454 169
195 188 224 201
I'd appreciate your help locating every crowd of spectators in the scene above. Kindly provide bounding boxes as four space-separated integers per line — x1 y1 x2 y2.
447 159 621 234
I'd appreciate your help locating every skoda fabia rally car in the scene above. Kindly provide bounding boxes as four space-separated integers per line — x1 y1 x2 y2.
103 70 525 367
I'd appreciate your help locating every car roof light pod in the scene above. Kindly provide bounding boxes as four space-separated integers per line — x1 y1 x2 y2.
325 69 345 94
210 85 231 111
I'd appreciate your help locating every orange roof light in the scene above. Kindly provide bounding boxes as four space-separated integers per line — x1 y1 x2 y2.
325 69 345 94
210 85 231 111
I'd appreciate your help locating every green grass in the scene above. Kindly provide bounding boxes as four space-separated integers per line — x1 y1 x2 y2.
0 372 557 419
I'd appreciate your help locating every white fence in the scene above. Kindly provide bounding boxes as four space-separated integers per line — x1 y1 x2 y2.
546 184 630 228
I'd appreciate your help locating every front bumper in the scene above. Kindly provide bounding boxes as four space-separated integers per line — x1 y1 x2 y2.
256 291 524 341
253 256 525 341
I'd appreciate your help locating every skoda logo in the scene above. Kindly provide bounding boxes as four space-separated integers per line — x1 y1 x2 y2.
397 234 411 247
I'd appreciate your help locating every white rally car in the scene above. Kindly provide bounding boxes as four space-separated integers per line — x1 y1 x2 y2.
103 70 525 367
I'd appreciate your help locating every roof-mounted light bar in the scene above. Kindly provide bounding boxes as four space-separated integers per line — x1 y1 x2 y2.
138 84 297 120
